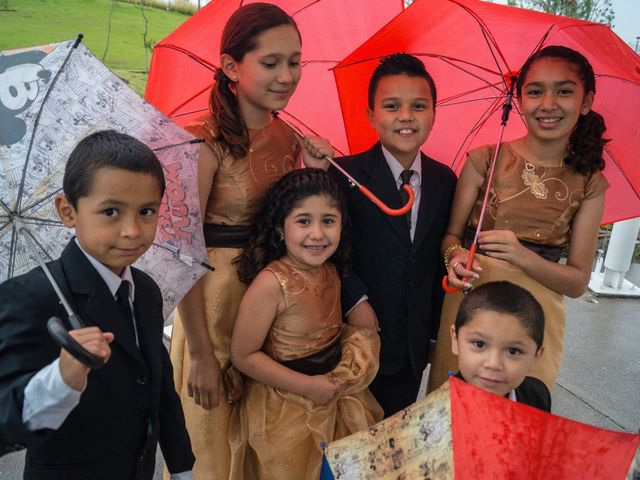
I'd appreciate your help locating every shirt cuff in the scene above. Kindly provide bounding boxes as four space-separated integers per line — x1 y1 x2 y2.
344 295 368 317
170 471 194 480
22 358 82 431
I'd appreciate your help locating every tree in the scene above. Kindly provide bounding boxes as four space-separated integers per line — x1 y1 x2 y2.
506 0 615 26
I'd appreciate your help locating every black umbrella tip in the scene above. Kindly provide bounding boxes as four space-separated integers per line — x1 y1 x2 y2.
73 34 84 48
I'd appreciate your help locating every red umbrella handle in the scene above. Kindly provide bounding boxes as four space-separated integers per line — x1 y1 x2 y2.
359 183 414 216
291 124 415 217
442 243 478 293
324 155 415 216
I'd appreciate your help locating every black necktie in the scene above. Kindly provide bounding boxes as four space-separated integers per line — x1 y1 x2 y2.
399 169 414 230
116 280 137 346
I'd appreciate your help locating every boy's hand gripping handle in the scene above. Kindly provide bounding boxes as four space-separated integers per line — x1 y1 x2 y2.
47 314 105 369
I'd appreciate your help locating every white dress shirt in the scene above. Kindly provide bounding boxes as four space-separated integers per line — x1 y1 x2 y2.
345 148 424 317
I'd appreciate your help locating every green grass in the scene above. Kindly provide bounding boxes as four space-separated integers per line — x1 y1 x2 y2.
0 0 189 94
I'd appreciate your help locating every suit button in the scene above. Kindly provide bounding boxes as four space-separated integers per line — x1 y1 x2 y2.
137 374 147 385
140 410 149 422
408 280 416 287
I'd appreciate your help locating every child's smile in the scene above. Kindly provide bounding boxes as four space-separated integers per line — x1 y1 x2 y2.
281 194 341 270
367 74 435 169
451 309 543 397
56 167 162 276
519 57 593 149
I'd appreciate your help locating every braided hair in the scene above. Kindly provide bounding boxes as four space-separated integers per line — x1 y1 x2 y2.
237 169 350 283
516 45 608 175
211 3 300 158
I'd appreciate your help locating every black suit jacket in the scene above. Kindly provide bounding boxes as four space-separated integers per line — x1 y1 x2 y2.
334 143 457 376
0 240 194 479
514 376 552 412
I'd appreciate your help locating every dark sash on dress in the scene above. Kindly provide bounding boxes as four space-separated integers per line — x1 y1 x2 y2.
203 223 252 248
464 226 562 263
280 338 342 376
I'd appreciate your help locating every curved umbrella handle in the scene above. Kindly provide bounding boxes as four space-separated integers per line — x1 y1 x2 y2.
359 183 415 216
324 155 415 216
442 243 478 293
47 316 105 369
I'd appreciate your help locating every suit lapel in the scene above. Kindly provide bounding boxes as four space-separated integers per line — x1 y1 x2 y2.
361 144 412 248
60 241 146 366
412 153 445 254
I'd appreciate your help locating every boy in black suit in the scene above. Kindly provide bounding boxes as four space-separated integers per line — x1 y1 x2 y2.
451 281 551 411
305 53 457 416
0 130 195 479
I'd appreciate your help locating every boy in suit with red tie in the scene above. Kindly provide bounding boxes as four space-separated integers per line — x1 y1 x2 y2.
0 130 194 479
306 54 457 416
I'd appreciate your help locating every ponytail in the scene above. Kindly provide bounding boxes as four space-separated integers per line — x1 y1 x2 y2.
210 68 250 158
565 110 608 175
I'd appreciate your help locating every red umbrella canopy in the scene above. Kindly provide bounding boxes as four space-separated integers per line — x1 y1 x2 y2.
333 0 640 224
145 0 403 155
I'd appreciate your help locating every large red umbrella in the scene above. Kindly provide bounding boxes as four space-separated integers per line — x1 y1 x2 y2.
322 377 640 479
332 0 640 225
144 0 403 156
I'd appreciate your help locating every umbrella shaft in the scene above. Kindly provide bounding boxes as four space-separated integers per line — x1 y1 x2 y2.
11 218 76 318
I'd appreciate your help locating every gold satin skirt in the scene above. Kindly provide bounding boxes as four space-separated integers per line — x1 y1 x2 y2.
229 325 384 480
169 247 246 480
428 253 565 393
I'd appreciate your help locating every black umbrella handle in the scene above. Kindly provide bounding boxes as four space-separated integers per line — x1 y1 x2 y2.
47 316 105 369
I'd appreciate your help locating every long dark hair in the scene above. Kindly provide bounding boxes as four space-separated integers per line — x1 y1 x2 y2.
516 45 608 175
237 169 350 283
211 3 300 158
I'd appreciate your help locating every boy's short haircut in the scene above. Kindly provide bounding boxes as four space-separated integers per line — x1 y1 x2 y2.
63 130 165 207
367 53 438 109
455 281 545 349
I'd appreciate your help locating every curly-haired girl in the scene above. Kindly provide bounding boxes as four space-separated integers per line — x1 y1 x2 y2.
229 169 382 479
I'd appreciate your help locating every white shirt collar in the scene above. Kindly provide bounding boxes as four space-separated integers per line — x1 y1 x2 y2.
381 145 422 187
75 238 135 301
508 389 517 402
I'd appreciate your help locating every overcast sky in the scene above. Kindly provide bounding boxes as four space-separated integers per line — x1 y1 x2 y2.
488 0 639 48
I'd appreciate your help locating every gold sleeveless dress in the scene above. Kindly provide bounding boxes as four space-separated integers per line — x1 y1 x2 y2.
429 143 608 393
169 117 299 479
229 260 383 480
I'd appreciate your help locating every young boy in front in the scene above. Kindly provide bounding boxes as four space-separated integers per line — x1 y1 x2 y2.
306 53 457 416
450 281 551 411
0 130 195 479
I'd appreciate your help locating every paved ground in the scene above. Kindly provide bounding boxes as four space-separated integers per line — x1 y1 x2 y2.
2 266 638 478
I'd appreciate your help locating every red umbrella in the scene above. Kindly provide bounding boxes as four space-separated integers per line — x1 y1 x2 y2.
144 0 403 156
332 0 640 225
322 377 640 479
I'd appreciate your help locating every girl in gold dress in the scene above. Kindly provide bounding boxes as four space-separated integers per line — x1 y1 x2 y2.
429 46 609 393
169 4 326 478
230 169 383 479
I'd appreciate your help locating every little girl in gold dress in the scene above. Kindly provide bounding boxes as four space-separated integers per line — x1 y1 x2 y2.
230 169 383 480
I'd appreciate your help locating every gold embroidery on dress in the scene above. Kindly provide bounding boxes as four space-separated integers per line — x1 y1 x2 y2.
485 159 571 227
522 161 549 199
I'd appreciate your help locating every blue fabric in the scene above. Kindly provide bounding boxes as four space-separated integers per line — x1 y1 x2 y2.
319 453 335 480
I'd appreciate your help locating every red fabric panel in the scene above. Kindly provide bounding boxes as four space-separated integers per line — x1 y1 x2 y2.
449 377 640 479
